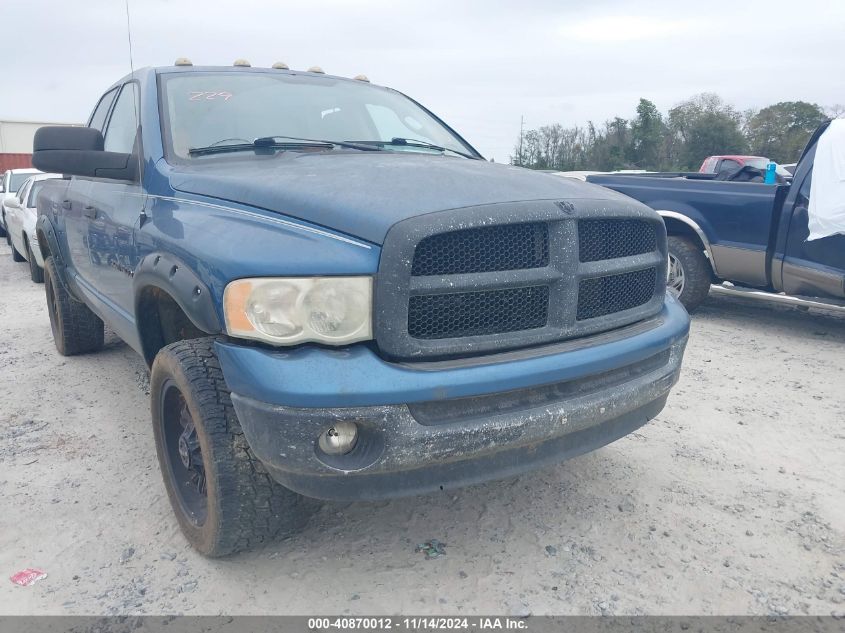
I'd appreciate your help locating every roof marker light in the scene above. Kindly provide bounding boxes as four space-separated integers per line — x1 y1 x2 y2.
308 66 325 74
353 74 370 82
272 61 290 70
233 59 251 67
174 57 193 66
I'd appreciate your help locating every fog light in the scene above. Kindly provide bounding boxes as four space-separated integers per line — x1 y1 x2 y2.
318 421 359 455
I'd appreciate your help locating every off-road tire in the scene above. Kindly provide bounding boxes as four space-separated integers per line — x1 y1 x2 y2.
26 239 44 283
667 235 711 312
43 256 104 355
150 338 315 557
11 241 24 262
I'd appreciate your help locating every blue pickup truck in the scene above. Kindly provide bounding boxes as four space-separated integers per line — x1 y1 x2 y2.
588 122 845 313
32 61 689 556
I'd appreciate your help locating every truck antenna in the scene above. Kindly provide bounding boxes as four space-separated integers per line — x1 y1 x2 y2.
124 0 147 223
124 0 136 77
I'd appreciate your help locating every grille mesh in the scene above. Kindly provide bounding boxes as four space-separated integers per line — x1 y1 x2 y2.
577 268 657 320
578 219 656 262
411 222 549 276
408 286 549 339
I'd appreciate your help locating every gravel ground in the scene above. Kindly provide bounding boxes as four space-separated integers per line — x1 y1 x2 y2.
0 239 843 617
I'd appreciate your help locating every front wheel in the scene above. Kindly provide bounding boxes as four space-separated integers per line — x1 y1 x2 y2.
26 239 44 283
11 240 25 262
150 338 315 557
667 236 712 312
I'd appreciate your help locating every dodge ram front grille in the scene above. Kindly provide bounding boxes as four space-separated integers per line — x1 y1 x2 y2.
411 222 549 276
576 268 658 320
578 219 656 262
374 201 667 360
408 286 549 339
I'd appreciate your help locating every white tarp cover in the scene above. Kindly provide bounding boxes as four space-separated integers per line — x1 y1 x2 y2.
808 118 845 240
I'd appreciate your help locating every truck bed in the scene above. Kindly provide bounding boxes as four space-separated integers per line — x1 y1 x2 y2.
587 174 783 251
587 173 789 287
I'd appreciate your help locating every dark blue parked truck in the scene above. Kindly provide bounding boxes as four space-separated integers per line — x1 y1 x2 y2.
588 121 845 313
33 61 689 556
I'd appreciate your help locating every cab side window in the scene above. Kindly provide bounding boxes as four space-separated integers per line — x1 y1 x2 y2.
104 83 140 154
89 87 119 133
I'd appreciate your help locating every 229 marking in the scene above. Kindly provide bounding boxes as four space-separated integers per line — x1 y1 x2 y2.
189 91 233 101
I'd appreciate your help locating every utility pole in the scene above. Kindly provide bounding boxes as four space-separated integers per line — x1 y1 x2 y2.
518 115 525 166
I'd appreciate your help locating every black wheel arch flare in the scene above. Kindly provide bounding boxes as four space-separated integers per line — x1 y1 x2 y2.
133 252 221 365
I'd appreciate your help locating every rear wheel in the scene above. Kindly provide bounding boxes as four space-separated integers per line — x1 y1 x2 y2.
151 338 315 557
26 239 44 283
667 236 711 312
43 256 104 355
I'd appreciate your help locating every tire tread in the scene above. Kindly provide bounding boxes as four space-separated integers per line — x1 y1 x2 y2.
44 256 104 355
668 235 711 312
152 338 312 557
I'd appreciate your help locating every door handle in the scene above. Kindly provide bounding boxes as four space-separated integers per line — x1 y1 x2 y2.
61 199 72 210
83 205 97 219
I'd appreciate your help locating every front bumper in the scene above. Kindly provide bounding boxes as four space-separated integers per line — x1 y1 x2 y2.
216 296 689 501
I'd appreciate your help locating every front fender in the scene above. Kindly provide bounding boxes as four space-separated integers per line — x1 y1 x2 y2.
132 251 221 334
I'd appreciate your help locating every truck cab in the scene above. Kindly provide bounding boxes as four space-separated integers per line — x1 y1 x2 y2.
33 61 689 556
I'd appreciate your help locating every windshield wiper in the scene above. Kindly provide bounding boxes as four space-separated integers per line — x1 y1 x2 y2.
189 140 332 157
348 137 478 159
189 135 383 157
255 135 383 152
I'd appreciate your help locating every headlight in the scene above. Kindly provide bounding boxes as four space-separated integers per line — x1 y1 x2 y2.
223 277 372 346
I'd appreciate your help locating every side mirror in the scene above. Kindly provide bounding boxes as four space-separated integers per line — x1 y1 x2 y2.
5 197 20 209
32 127 137 181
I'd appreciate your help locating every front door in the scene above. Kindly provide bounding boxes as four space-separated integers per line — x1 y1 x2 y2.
64 86 120 291
781 169 845 299
85 82 146 316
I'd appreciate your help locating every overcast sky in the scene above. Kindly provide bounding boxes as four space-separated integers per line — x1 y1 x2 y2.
2 0 842 161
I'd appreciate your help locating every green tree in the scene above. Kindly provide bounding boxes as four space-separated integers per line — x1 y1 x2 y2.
745 101 828 163
668 93 747 170
589 117 631 171
511 92 831 173
628 98 666 169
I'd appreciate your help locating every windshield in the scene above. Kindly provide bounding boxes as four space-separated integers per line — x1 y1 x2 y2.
161 72 477 160
744 157 791 177
744 158 769 170
10 173 33 191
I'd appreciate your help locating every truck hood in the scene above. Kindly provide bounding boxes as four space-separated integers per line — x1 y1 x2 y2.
168 151 630 244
